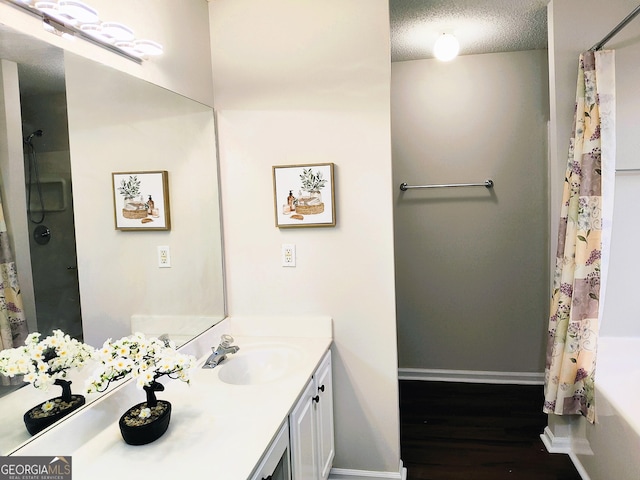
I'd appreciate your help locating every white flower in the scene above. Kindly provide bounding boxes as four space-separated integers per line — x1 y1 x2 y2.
0 330 94 392
42 401 56 413
85 333 195 393
137 371 155 388
139 407 151 419
109 356 132 371
35 375 54 391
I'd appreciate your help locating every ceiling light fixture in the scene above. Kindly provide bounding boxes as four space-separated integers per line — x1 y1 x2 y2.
79 22 104 39
58 0 99 24
433 33 460 62
133 39 163 56
34 1 74 24
3 0 163 63
42 16 75 39
100 22 135 42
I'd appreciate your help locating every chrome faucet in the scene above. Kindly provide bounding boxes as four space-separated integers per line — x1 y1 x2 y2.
202 334 239 369
158 333 171 347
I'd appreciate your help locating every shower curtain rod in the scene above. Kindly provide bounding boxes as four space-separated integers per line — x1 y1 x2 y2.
590 4 640 51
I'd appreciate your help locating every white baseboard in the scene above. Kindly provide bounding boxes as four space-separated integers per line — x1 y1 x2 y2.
540 426 572 454
568 452 591 480
329 461 406 480
540 426 592 455
541 427 592 480
398 368 545 385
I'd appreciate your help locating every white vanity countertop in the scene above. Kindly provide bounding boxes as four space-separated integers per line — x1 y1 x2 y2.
11 316 333 480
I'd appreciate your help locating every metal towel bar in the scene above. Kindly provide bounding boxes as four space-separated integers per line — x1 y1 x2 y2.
399 179 494 191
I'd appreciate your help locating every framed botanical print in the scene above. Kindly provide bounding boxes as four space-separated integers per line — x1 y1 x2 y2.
112 171 171 231
273 163 336 228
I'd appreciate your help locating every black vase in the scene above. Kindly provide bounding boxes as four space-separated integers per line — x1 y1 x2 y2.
23 395 86 436
23 379 85 436
118 400 172 445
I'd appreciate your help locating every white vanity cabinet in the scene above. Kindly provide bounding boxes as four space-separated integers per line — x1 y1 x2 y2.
250 421 291 480
289 350 334 480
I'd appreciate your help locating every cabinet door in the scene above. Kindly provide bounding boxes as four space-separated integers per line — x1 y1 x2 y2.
250 421 291 480
289 379 318 480
314 352 334 480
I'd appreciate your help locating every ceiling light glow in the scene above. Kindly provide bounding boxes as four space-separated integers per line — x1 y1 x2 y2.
433 33 459 61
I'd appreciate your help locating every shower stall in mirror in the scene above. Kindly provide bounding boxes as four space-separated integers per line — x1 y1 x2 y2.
0 27 83 405
19 69 83 342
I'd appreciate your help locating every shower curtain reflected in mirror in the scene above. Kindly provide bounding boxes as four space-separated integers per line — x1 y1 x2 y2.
0 192 29 386
544 50 616 423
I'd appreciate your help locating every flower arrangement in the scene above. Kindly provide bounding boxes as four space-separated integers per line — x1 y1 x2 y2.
0 330 95 391
86 332 195 395
86 333 195 440
0 330 94 432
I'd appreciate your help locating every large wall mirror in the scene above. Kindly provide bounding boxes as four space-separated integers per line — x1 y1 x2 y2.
0 23 226 454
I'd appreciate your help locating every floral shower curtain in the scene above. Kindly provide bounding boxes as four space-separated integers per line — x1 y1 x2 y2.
544 50 616 423
0 192 29 386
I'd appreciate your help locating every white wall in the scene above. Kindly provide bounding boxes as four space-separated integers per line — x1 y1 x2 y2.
392 50 550 376
210 0 401 475
64 54 225 347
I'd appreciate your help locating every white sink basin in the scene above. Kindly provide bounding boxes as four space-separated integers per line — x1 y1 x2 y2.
217 344 304 385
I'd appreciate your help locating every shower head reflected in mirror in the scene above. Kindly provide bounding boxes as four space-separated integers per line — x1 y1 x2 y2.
24 129 44 143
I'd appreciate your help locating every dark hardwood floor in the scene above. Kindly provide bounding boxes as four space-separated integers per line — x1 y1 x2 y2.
400 380 582 480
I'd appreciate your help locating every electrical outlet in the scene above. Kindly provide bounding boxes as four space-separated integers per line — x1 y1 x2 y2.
158 245 171 268
282 244 296 267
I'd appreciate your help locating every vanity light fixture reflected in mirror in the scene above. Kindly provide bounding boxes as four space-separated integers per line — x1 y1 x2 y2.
3 0 164 62
42 16 75 39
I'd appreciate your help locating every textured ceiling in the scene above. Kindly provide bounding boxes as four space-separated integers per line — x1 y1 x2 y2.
390 0 549 62
0 24 65 95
